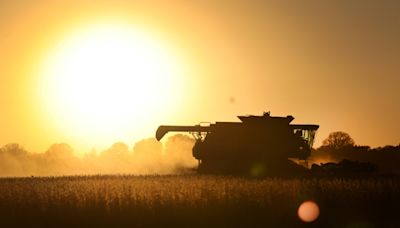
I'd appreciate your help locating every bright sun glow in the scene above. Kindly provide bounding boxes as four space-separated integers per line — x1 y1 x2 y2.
38 22 184 148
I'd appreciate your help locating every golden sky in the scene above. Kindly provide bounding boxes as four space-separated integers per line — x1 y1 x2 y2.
0 0 399 152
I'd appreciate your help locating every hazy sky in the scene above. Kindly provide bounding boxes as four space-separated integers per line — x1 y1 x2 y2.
0 0 399 152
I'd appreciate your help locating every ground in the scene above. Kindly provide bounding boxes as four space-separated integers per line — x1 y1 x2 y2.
0 175 399 227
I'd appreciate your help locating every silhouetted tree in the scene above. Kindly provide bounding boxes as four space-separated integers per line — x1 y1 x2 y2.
0 143 28 157
321 131 355 150
45 143 74 159
133 138 162 163
100 142 131 166
104 142 130 157
0 143 32 176
41 143 80 175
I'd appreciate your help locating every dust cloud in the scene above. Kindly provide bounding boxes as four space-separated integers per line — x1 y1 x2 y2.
0 134 197 177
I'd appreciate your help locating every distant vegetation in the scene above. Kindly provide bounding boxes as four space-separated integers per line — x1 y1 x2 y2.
309 131 400 174
0 131 398 176
0 135 197 177
0 175 399 227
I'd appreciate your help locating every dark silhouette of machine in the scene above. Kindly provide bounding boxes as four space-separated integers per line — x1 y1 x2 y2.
156 112 319 175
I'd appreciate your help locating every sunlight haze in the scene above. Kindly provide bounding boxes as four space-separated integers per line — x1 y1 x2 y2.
0 0 399 153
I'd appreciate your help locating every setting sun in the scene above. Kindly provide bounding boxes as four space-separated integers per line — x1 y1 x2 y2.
37 22 184 147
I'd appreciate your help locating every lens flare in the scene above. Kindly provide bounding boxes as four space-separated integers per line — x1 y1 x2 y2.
298 200 320 222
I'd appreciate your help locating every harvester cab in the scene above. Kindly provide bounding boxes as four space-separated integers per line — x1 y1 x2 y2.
156 112 319 175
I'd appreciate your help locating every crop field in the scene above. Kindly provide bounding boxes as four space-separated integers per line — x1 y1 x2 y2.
0 175 399 227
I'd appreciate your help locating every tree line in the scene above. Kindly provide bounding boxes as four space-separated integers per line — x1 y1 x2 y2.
0 135 197 176
310 131 400 174
0 131 398 176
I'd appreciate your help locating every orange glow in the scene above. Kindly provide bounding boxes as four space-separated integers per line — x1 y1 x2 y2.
37 22 185 148
298 200 320 222
0 1 398 152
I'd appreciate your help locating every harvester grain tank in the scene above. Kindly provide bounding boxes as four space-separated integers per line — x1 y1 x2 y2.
156 112 319 175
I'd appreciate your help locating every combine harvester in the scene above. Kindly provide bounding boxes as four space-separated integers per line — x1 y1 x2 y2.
156 112 319 176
